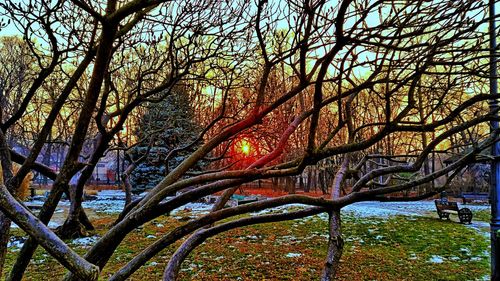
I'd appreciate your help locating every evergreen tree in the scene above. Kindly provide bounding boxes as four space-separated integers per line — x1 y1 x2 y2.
130 92 202 193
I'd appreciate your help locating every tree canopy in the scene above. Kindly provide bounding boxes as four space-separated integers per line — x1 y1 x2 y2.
0 0 498 280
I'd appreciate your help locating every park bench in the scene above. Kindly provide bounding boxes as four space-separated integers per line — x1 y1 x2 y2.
434 200 473 224
459 192 490 204
230 194 260 205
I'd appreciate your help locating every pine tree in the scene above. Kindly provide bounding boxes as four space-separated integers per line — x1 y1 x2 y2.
130 92 202 193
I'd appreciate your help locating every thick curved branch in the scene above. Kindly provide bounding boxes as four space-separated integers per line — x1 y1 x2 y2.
0 185 99 281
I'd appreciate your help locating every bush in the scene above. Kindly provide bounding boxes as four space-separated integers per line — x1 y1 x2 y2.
0 164 33 200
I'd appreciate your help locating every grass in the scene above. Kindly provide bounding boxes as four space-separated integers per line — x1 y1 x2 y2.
473 209 491 223
1 211 490 280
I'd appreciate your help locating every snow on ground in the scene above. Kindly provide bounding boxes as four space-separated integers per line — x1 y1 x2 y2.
10 221 61 229
285 252 302 258
428 255 445 263
7 239 24 249
72 236 99 247
81 190 127 214
248 200 490 220
26 190 492 220
12 191 214 233
170 202 212 216
249 203 311 216
342 201 489 218
82 198 125 214
341 201 491 238
10 191 492 249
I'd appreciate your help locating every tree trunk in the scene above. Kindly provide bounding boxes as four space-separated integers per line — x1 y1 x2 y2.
9 21 117 279
289 176 296 194
0 129 14 276
41 135 52 187
121 162 137 207
0 213 11 277
305 169 312 192
312 169 317 192
57 185 89 239
58 174 97 239
272 177 278 192
321 210 344 280
58 128 112 239
321 154 349 280
123 176 133 206
0 184 99 281
285 176 295 194
8 181 67 281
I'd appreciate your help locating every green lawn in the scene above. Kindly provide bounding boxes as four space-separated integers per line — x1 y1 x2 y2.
473 209 491 223
2 211 490 280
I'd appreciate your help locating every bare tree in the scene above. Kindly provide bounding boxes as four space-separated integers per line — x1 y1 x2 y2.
0 0 497 281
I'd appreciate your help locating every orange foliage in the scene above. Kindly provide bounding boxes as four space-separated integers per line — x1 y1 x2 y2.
0 164 33 200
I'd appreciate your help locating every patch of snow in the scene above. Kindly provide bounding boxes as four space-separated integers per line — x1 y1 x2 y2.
48 221 61 228
11 220 63 229
460 247 472 256
478 275 490 281
316 213 329 220
7 240 24 248
285 252 302 258
82 199 124 214
180 263 198 272
250 203 310 216
170 202 212 216
97 190 126 199
468 221 490 238
72 236 99 247
278 235 299 243
428 255 445 263
343 201 489 218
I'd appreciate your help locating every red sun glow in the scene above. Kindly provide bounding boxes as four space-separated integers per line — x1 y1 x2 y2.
240 140 251 155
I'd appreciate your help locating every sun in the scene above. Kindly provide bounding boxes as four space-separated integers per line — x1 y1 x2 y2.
240 140 251 155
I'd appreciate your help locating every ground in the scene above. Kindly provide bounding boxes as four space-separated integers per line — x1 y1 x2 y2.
3 191 491 280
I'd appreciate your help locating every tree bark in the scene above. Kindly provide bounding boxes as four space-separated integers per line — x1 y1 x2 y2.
320 210 343 281
0 184 99 281
57 186 90 239
58 124 111 238
0 212 10 277
0 128 14 276
305 168 312 192
321 155 349 280
8 19 118 279
122 161 137 206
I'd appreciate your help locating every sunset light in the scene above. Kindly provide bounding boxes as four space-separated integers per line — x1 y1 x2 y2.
240 140 251 155
0 0 497 279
